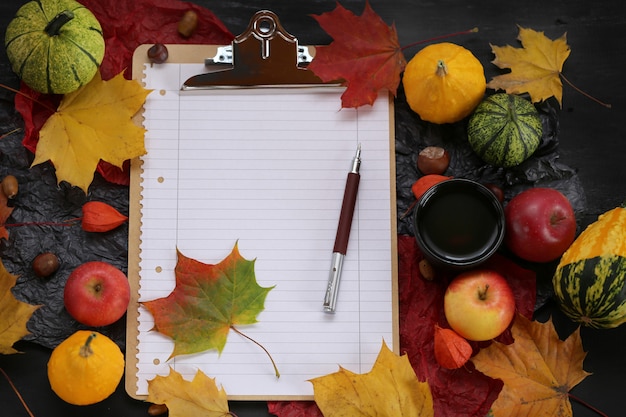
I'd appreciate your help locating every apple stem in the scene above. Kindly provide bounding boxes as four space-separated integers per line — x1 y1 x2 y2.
568 392 609 417
230 325 280 378
0 368 36 417
478 284 489 300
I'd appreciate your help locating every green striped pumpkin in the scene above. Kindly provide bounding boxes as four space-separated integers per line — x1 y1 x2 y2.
552 204 626 329
467 93 542 168
4 0 105 94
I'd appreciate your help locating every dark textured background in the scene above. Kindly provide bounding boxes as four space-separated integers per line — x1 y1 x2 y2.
1 1 624 416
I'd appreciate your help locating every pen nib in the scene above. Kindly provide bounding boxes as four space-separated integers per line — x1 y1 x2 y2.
351 143 361 174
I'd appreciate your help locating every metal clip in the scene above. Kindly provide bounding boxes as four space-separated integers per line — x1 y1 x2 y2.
206 44 313 67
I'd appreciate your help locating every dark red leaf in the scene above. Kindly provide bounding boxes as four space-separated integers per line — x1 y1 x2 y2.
268 400 322 417
14 84 59 156
78 0 234 81
398 235 537 417
308 2 406 108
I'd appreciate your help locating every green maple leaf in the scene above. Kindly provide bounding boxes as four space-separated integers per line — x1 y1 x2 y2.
143 243 274 360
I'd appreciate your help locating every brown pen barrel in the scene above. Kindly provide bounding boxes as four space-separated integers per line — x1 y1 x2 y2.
333 172 360 254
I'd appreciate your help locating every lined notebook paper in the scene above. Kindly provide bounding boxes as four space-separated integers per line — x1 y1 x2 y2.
128 52 397 399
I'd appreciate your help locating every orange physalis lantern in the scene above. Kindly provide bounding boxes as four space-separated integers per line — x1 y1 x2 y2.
433 324 473 369
81 201 128 232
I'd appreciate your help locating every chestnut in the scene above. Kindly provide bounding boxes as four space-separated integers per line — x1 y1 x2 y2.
32 252 60 278
484 183 504 203
417 146 450 175
147 43 168 64
148 404 168 416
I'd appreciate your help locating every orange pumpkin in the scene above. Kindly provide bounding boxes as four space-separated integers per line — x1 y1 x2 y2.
47 330 124 405
402 42 486 124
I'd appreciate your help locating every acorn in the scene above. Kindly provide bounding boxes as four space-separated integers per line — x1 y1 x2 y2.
1 175 18 199
178 10 198 38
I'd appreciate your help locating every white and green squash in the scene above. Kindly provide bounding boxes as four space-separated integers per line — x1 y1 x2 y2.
467 93 542 168
552 202 626 329
4 0 105 94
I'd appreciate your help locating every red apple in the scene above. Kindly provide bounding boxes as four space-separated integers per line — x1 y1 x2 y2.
504 187 576 263
443 269 515 341
64 261 130 327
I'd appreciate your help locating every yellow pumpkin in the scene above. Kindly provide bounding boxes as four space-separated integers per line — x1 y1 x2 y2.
402 42 486 124
47 330 124 405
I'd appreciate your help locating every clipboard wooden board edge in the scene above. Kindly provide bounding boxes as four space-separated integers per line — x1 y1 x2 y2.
126 43 399 402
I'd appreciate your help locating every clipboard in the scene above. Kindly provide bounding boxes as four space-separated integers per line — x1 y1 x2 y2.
127 10 398 401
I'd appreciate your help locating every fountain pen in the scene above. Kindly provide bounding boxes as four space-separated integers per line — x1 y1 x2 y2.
323 144 361 313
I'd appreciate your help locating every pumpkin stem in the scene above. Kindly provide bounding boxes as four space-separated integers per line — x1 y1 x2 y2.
45 10 75 37
79 332 97 358
436 60 448 77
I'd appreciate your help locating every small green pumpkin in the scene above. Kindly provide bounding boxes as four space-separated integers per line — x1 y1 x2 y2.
4 0 105 94
552 203 626 329
467 93 542 168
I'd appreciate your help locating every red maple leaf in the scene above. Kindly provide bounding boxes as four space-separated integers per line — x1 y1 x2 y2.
308 2 407 108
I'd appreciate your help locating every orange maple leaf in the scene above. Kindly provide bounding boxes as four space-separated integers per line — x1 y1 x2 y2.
147 367 230 416
308 2 406 108
472 314 591 417
32 70 151 192
310 341 434 417
487 26 570 106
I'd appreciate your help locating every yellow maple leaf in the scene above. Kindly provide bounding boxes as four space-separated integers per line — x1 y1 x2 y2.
487 26 570 106
147 367 230 417
472 314 591 417
310 341 433 417
32 71 152 192
0 260 41 354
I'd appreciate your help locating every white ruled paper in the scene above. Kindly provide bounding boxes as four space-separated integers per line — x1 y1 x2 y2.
131 61 397 399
